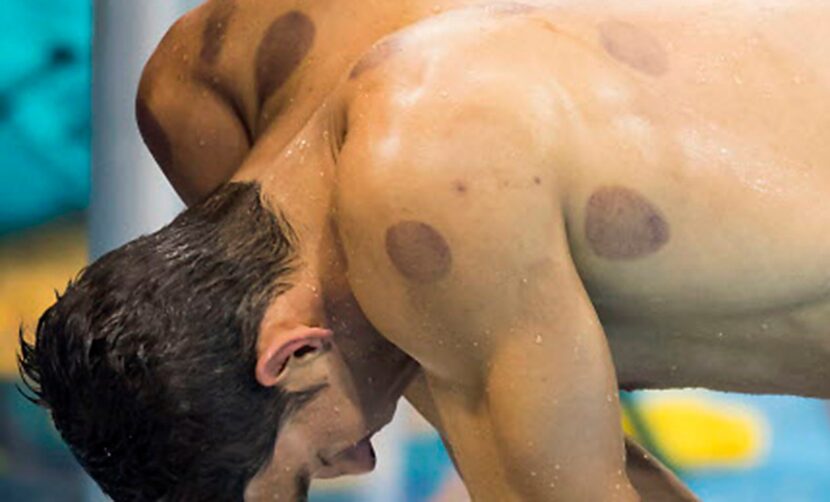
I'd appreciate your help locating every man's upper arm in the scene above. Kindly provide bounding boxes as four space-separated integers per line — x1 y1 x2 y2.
333 38 635 498
136 2 250 205
334 22 582 379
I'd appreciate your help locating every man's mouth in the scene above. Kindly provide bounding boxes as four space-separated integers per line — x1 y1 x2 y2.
317 435 376 478
334 436 376 467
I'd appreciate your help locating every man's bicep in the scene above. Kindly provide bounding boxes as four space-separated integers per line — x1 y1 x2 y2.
408 255 633 500
483 291 631 499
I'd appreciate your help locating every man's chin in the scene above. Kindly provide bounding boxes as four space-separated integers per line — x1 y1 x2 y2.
317 437 377 479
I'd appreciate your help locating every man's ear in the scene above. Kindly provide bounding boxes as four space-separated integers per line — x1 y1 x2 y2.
256 327 334 390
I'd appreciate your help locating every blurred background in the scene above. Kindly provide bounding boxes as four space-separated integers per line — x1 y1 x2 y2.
2 1 830 501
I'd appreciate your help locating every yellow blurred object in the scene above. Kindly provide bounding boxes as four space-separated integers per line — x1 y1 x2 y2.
623 392 768 470
0 219 87 377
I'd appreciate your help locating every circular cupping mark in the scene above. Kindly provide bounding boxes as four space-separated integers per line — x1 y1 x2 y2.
255 11 316 106
584 185 670 260
385 221 453 283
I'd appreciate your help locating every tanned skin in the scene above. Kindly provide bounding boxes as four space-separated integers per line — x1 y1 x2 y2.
138 0 830 500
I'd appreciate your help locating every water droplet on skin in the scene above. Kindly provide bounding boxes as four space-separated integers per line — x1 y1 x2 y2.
606 394 613 403
531 471 537 477
432 5 443 13
717 332 724 338
521 277 528 284
761 322 769 331
440 90 449 99
198 139 206 147
554 464 560 470
671 365 678 372
535 334 543 344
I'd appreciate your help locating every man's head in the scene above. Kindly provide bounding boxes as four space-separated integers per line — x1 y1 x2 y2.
19 182 415 501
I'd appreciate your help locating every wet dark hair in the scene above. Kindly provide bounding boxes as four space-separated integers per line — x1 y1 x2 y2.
18 182 301 501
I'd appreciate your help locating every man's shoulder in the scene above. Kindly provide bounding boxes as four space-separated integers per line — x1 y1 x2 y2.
338 7 581 183
331 14 580 378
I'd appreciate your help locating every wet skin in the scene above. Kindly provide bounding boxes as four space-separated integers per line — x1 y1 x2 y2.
138 0 830 500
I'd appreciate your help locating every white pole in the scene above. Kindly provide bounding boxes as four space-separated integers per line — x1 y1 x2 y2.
90 0 190 260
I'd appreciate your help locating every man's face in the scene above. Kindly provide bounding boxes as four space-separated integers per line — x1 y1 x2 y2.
246 279 418 499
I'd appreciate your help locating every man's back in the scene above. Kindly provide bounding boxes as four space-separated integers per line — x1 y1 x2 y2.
267 0 830 398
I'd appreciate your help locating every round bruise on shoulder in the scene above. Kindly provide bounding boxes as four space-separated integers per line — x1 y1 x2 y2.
135 98 173 170
584 186 670 260
200 0 237 65
255 10 316 106
598 20 668 77
385 221 453 283
349 38 402 80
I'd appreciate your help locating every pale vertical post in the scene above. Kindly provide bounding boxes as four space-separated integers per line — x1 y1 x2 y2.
89 0 187 260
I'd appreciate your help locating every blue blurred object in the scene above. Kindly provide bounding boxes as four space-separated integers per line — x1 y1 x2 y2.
683 395 830 502
0 0 92 235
